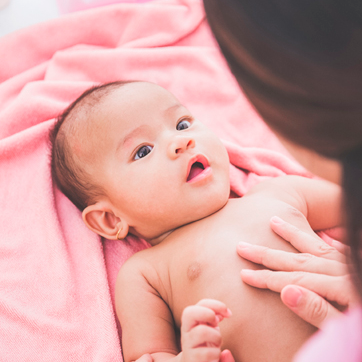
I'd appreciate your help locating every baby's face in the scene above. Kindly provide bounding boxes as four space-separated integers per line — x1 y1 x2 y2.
87 82 230 242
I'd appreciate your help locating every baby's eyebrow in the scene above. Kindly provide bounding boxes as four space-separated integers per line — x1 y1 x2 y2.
117 125 150 152
164 103 182 115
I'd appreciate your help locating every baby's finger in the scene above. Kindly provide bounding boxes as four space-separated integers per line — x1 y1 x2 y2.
270 217 345 262
184 325 222 349
189 347 221 362
237 242 347 276
196 299 232 321
132 354 153 362
182 305 219 332
281 285 342 329
241 269 352 307
219 349 235 362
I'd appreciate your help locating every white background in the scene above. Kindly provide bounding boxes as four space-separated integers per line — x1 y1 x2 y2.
0 0 60 38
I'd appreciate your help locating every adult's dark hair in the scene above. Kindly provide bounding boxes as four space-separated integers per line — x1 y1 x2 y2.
204 0 362 296
50 80 138 211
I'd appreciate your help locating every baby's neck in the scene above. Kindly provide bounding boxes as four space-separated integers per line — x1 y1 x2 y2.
145 199 230 246
147 230 174 246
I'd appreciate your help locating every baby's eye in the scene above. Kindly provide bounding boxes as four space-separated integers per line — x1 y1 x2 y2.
134 145 153 160
176 119 191 131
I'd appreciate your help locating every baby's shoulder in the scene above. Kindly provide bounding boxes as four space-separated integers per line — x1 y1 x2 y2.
246 175 305 194
117 246 155 281
243 175 310 206
213 175 312 226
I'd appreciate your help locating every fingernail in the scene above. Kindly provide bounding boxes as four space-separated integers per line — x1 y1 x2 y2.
238 241 252 249
283 286 302 308
271 216 284 225
240 269 254 276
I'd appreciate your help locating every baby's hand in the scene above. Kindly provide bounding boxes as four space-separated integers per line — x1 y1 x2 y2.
132 354 153 362
180 299 233 362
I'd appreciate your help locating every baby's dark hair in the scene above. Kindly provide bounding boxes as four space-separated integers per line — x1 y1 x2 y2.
50 80 138 211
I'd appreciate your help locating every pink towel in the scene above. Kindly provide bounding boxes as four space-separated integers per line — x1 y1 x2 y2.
0 1 308 360
57 0 155 14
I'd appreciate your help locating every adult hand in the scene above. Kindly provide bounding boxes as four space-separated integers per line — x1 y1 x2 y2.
237 216 358 329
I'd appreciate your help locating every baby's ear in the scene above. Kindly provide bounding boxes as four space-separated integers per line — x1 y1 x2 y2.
82 202 129 240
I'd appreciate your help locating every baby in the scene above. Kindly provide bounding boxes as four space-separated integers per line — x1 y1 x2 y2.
50 81 341 362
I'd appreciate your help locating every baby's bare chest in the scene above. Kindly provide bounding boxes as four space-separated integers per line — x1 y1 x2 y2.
147 197 312 326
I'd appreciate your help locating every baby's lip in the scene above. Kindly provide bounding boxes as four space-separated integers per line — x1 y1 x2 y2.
186 154 210 182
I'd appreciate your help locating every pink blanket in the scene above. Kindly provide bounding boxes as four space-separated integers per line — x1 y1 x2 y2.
0 1 308 360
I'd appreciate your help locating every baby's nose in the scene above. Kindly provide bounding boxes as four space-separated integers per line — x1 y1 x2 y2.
168 136 195 158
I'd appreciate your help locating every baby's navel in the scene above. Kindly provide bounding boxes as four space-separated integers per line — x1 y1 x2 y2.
187 262 202 281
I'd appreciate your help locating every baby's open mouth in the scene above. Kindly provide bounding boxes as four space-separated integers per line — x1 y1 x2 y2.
187 161 205 182
186 155 210 182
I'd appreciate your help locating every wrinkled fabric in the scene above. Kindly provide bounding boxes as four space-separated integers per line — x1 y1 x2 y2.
0 1 307 361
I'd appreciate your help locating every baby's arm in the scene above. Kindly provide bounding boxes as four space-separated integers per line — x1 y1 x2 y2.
116 254 232 362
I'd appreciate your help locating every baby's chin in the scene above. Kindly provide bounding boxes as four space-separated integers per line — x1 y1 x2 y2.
207 190 230 215
140 185 230 244
190 187 230 222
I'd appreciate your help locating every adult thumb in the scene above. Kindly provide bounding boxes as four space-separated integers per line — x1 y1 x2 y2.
281 285 342 329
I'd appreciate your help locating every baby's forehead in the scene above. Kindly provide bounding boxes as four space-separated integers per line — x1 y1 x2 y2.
77 81 183 137
99 82 184 119
116 82 178 104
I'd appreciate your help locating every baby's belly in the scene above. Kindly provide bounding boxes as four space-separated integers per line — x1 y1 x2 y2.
161 198 316 362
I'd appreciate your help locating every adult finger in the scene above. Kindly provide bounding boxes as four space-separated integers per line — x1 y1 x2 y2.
324 227 347 244
329 239 351 257
270 216 345 262
281 285 342 329
240 269 352 307
237 242 347 276
319 232 350 257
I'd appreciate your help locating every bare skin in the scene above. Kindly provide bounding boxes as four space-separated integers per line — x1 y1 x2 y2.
68 82 343 362
116 176 341 362
236 134 357 329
